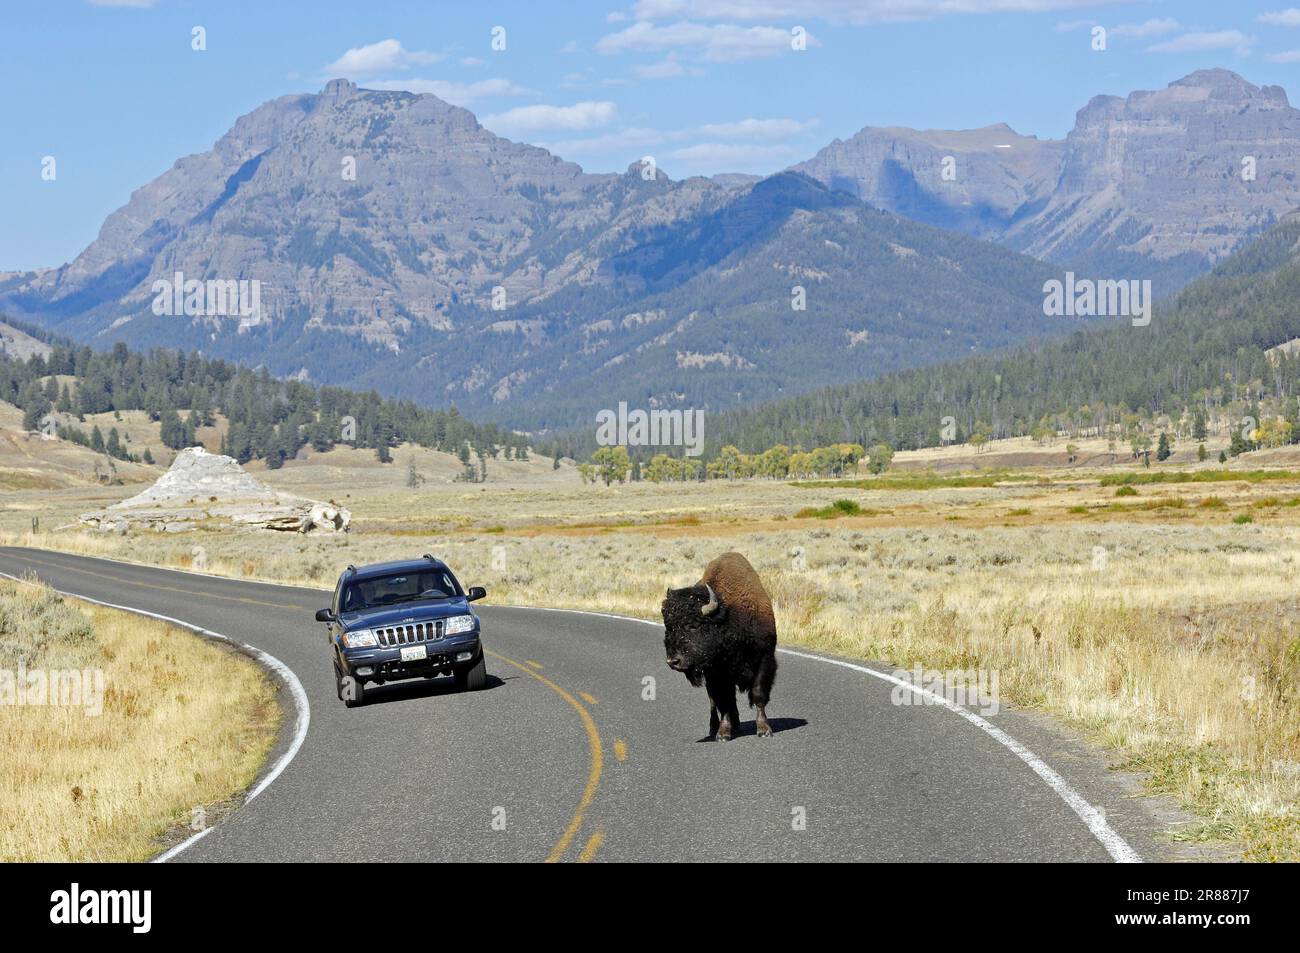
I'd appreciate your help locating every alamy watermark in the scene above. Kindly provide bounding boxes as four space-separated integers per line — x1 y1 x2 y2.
1042 272 1151 327
1 662 105 717
890 664 1000 716
595 401 704 457
151 270 261 322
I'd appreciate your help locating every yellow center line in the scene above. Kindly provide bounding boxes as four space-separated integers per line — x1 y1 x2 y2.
9 550 608 862
6 551 300 611
613 739 628 762
578 826 605 863
524 659 543 669
487 650 604 864
579 691 598 706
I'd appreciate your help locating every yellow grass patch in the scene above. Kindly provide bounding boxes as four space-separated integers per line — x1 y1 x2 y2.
0 579 279 861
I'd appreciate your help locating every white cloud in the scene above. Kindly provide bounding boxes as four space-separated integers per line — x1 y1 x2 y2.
697 117 817 138
547 127 668 155
634 55 688 78
665 141 799 167
460 57 485 67
1054 19 1090 33
597 19 814 61
367 77 535 106
545 116 815 158
631 1 1128 26
1267 48 1300 62
1259 8 1300 27
482 101 619 136
1148 30 1253 55
325 39 443 76
1112 18 1178 38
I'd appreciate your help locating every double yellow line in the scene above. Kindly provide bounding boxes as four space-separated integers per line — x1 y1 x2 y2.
4 550 612 862
486 650 607 863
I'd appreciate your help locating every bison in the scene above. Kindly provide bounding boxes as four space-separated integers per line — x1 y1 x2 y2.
661 552 777 740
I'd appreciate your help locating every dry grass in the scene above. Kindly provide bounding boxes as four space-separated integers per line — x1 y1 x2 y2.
0 579 280 861
5 451 1300 860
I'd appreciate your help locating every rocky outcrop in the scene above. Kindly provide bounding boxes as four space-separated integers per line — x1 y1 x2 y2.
79 447 350 534
796 70 1300 286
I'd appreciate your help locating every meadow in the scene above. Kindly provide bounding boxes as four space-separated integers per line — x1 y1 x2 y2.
3 438 1299 860
0 578 279 861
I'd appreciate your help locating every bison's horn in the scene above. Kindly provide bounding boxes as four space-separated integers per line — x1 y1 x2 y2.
700 583 719 616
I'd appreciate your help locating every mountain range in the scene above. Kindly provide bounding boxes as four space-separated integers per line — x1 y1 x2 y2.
3 69 1299 431
796 69 1300 291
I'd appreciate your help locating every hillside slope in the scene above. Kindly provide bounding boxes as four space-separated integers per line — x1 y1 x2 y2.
709 213 1300 453
1 81 1067 430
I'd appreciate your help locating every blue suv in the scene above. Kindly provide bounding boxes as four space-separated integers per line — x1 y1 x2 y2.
315 555 488 707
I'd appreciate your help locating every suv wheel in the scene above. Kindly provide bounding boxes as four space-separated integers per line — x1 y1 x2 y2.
342 673 366 708
456 656 487 692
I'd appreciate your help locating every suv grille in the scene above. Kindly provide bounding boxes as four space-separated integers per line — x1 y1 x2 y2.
376 620 445 647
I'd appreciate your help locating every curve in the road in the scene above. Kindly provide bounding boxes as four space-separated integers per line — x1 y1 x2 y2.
1 547 1151 863
0 569 311 863
494 603 1141 864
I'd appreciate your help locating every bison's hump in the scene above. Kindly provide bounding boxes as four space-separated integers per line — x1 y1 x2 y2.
701 551 776 638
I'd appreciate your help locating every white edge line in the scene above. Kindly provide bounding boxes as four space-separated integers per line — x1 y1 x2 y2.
491 602 1143 864
3 554 1140 863
0 570 311 864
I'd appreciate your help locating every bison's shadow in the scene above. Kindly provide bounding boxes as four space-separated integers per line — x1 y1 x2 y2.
696 716 807 743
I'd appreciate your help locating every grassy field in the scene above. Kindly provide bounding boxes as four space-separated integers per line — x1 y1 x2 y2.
3 435 1300 860
0 578 280 861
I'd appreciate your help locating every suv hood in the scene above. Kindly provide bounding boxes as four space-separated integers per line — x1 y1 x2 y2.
340 599 472 630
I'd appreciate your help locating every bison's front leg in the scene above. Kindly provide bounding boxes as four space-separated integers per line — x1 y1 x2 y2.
708 702 720 739
705 670 738 741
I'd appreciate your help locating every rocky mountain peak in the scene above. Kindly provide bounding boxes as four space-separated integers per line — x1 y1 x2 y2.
320 77 359 103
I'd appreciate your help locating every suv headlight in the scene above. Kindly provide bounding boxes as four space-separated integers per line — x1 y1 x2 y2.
341 628 378 648
445 614 476 635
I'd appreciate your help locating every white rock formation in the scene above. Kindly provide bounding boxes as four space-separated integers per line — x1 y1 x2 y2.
79 447 351 534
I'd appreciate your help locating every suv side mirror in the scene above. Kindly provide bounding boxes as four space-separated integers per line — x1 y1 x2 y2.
315 608 335 623
466 586 487 603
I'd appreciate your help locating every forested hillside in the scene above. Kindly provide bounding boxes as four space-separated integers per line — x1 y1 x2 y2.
0 325 529 468
702 216 1300 456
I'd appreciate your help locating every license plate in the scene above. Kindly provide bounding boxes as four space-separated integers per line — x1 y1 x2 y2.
400 645 427 662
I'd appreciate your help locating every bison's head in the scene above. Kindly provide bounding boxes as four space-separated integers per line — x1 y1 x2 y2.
660 583 727 685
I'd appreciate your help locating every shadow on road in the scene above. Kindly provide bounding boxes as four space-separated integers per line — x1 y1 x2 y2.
695 715 808 743
356 673 508 707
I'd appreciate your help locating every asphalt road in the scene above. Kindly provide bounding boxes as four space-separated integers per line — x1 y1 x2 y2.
1 546 1170 862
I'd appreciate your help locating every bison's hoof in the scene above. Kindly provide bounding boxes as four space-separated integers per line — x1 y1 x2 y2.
756 724 773 738
715 730 733 742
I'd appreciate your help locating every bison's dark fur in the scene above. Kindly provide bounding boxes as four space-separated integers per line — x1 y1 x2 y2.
661 552 777 740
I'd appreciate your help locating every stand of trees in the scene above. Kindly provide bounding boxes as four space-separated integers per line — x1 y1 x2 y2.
707 217 1300 457
0 330 529 468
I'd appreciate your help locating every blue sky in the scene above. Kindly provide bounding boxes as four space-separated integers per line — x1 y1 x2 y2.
5 0 1300 271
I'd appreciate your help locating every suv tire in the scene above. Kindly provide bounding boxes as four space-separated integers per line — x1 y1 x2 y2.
342 673 366 708
456 656 487 692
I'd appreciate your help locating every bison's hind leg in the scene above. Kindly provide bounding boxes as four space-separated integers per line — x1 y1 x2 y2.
748 652 778 738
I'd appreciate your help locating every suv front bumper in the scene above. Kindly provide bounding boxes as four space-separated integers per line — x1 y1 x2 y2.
341 635 481 683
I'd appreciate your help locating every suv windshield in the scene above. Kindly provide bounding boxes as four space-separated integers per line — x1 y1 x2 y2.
342 569 463 612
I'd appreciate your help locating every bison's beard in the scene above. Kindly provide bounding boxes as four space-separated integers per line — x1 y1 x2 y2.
680 666 705 687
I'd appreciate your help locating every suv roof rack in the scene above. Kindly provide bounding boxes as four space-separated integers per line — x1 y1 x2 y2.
422 553 436 561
